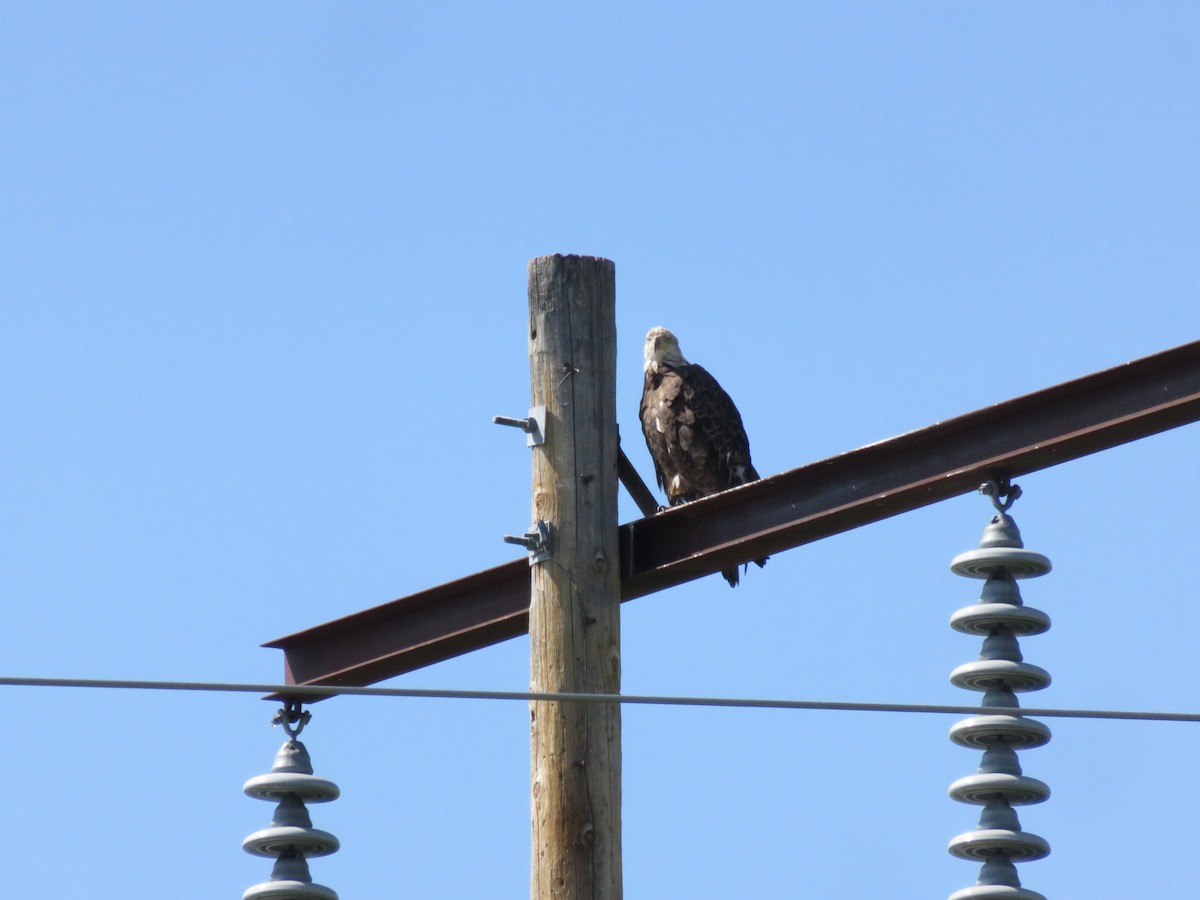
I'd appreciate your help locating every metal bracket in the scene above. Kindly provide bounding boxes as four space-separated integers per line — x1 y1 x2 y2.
503 520 552 565
272 701 311 738
980 478 1022 513
492 406 547 447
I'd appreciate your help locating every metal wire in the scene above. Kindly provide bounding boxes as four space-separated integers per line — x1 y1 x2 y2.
0 675 1197 724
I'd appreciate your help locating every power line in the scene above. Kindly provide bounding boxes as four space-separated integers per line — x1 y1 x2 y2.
0 675 1197 724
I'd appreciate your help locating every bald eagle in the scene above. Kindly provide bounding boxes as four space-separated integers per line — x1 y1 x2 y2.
640 326 767 587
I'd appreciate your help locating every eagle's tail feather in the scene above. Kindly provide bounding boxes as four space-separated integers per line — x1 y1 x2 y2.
721 556 769 588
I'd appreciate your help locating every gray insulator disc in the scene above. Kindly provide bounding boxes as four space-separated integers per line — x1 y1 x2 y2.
948 828 1050 862
949 715 1051 750
950 660 1052 693
948 886 1047 900
243 881 339 900
244 773 341 803
948 773 1051 806
950 549 1051 579
243 826 340 858
950 604 1051 636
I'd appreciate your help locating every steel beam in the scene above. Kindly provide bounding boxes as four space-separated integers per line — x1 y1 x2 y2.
266 339 1200 689
266 559 530 688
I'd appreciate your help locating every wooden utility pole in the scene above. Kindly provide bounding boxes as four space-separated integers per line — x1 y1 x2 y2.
527 255 622 900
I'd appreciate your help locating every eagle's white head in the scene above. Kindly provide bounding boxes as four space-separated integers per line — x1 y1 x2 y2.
644 326 689 374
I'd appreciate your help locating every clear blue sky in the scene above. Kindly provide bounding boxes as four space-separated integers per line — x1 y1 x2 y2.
3 3 1198 897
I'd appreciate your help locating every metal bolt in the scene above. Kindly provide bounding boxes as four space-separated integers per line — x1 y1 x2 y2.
492 406 547 446
503 520 551 565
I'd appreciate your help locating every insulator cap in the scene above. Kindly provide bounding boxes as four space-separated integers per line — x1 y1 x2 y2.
949 716 1051 750
951 548 1052 579
948 851 1049 898
947 829 1050 862
978 573 1024 604
978 514 1024 549
244 826 340 859
950 660 1052 693
948 886 1047 900
950 604 1050 636
977 741 1024 775
244 773 341 803
948 773 1051 806
271 740 315 775
243 882 339 900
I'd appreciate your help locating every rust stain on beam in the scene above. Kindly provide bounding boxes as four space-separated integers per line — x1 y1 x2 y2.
267 339 1200 690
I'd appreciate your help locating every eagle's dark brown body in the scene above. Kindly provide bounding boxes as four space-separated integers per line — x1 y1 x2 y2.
639 327 766 586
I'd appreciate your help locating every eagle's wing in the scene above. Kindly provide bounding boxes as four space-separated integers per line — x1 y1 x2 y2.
685 364 759 489
687 364 768 584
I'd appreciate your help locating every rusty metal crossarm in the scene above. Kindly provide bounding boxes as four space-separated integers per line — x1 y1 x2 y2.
265 558 530 688
267 339 1200 691
623 340 1200 593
